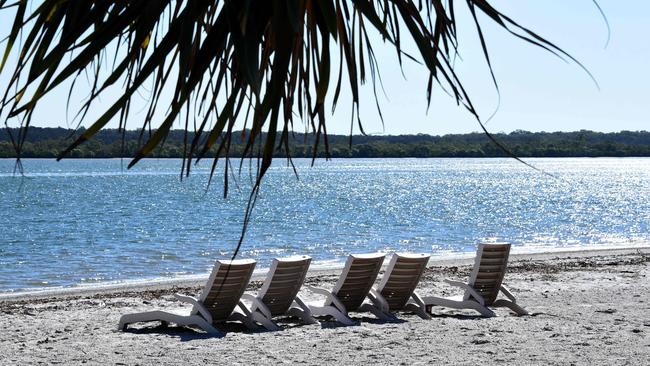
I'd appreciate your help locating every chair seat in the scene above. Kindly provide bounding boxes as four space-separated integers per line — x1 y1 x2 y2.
444 295 464 302
422 243 528 317
119 258 257 335
305 299 324 308
237 256 316 330
162 308 191 316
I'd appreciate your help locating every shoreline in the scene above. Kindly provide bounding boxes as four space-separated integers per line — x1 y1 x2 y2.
2 244 648 302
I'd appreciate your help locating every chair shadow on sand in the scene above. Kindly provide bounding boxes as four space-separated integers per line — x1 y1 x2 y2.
119 315 320 341
427 312 490 321
315 315 408 329
121 320 271 342
120 323 219 342
119 313 412 341
427 305 533 320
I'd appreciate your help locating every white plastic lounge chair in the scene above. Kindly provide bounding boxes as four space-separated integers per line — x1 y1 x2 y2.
306 253 385 325
238 255 317 331
119 258 257 335
423 243 528 317
358 253 431 320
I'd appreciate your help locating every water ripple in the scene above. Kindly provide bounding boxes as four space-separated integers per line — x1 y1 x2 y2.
1 157 649 291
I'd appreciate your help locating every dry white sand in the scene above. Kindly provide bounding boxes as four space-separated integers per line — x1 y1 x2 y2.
1 247 648 365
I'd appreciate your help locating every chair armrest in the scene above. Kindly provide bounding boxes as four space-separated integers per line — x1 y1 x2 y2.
293 295 311 312
240 293 257 303
306 285 347 312
240 293 273 318
499 284 517 302
368 287 390 312
443 279 486 305
174 293 213 324
236 299 252 316
306 285 331 297
410 291 426 308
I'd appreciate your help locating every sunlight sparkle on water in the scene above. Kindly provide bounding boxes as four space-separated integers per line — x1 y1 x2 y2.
1 157 649 291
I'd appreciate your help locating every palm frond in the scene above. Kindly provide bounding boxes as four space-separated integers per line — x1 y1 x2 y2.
1 0 589 184
1 1 601 257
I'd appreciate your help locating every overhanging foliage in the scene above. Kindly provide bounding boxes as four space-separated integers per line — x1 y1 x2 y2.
0 0 604 254
0 1 594 185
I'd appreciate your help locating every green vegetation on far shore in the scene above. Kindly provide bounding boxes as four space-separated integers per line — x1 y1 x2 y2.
3 128 650 159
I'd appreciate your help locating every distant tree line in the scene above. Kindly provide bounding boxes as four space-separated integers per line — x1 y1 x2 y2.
2 127 650 159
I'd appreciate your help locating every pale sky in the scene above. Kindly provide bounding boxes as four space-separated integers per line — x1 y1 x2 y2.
1 1 648 136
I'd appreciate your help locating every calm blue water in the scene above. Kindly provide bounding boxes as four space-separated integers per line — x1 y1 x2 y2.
1 158 649 292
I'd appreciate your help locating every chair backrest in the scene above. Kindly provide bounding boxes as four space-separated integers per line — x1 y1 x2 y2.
332 253 385 311
465 243 511 305
258 255 312 316
199 258 256 321
377 253 430 310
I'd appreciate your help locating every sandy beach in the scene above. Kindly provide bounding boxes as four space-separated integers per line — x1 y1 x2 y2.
1 247 648 365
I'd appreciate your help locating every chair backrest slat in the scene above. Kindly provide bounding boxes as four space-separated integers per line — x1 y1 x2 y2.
466 243 510 305
199 259 256 321
259 256 311 316
377 253 430 310
332 253 385 311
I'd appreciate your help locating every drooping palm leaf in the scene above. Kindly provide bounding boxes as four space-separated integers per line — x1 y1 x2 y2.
0 0 603 251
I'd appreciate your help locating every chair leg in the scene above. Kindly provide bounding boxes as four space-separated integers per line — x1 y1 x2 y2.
312 306 356 326
464 301 496 317
119 311 167 332
358 303 397 321
422 296 461 315
330 308 357 326
119 316 130 331
404 302 431 320
251 311 281 331
228 311 261 331
492 299 528 316
160 314 223 335
189 316 222 335
286 307 319 325
423 296 495 317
